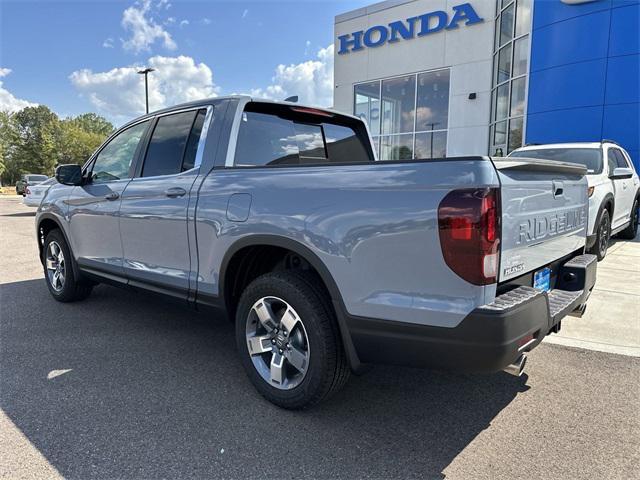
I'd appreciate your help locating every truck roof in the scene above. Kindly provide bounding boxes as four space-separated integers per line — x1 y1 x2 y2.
118 95 355 131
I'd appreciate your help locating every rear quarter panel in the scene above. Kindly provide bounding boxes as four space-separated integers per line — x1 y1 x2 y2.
195 159 500 328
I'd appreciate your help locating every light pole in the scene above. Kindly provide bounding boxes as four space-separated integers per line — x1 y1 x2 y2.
137 68 155 114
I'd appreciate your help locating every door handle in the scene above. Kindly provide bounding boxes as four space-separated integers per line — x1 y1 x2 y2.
165 187 186 198
104 192 119 201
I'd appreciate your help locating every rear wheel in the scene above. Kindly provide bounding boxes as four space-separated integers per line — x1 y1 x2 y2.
589 209 610 261
619 198 639 240
43 229 93 302
235 271 350 409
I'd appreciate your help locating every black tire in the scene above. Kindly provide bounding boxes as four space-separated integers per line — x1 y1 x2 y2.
43 229 93 302
235 271 350 409
589 209 611 261
618 198 639 240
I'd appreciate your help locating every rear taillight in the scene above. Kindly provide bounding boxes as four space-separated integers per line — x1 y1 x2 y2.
438 188 500 285
25 187 31 195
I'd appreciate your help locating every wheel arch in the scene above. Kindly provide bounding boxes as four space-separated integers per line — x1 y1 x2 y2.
219 234 363 371
598 193 615 224
36 214 81 280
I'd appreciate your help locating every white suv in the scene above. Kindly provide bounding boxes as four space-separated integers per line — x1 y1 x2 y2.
509 141 639 260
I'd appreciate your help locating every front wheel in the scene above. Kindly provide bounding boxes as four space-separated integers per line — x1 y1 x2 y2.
589 209 610 261
235 271 350 409
43 229 93 302
618 198 639 240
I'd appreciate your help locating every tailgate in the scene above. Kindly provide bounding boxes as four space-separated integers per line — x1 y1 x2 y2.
492 157 588 282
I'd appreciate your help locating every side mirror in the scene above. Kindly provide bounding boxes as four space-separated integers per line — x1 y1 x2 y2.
55 164 83 186
610 167 633 180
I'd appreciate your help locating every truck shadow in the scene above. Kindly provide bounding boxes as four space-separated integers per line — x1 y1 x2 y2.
1 278 529 480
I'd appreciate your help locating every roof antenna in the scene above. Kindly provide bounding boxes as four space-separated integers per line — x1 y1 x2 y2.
284 95 298 103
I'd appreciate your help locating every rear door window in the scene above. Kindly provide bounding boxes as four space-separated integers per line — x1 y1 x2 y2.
607 149 618 175
233 103 373 167
141 110 199 177
612 149 630 169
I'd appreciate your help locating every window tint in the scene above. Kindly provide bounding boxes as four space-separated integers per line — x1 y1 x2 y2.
613 149 629 169
92 121 149 183
510 148 603 174
235 111 298 166
295 123 326 161
142 111 197 177
182 109 207 171
607 149 618 174
234 109 373 167
323 123 371 164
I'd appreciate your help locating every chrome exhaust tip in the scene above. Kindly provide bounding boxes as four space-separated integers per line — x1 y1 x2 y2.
503 354 527 377
569 303 587 318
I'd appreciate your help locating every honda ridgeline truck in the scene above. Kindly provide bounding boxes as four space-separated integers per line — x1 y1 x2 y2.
37 96 597 408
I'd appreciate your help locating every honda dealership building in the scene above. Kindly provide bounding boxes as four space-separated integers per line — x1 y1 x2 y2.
333 0 639 169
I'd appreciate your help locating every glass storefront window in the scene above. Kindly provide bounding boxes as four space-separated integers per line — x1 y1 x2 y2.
355 68 450 161
490 0 531 155
512 36 529 77
510 77 526 117
381 75 416 135
496 83 509 121
515 0 532 37
499 3 514 47
354 81 381 136
497 43 512 84
380 134 414 161
416 70 450 132
415 131 447 159
508 117 524 153
494 120 507 146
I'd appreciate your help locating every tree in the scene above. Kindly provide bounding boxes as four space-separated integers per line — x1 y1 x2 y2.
0 111 17 180
10 105 60 177
0 105 114 184
57 119 107 166
70 113 114 137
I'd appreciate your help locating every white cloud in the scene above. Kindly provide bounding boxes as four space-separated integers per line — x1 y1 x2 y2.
69 55 219 123
201 18 211 25
242 9 249 19
250 44 334 108
121 0 176 54
103 38 114 48
0 68 38 113
304 40 311 56
179 19 189 28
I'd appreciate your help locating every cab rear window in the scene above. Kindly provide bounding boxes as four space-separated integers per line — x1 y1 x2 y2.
233 103 374 167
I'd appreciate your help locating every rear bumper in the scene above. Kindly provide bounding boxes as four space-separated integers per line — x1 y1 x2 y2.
347 254 597 373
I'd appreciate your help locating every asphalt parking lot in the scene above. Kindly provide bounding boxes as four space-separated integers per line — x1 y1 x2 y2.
1 195 639 480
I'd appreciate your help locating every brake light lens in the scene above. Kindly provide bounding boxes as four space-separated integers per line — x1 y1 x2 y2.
438 188 500 285
25 187 31 195
587 186 595 197
290 106 334 117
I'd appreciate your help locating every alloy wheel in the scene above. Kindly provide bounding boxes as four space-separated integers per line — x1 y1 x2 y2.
599 215 609 257
245 296 310 390
46 241 66 292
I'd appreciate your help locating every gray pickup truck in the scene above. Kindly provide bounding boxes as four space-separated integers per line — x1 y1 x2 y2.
37 96 596 408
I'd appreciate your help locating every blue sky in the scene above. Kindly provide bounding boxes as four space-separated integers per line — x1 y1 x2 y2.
0 0 370 123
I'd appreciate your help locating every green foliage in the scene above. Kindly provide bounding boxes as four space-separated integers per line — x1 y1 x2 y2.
0 106 113 185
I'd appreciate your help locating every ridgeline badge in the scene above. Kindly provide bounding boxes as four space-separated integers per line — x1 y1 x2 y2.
337 2 484 55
